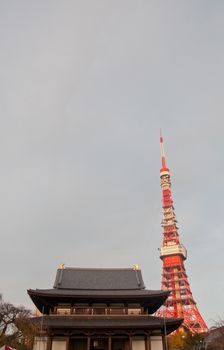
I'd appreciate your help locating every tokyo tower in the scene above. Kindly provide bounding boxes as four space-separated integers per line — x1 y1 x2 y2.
158 133 208 333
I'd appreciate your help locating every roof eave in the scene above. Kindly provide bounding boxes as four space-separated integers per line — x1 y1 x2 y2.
27 289 169 314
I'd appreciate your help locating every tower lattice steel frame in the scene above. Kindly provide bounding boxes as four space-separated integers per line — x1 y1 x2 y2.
157 133 208 333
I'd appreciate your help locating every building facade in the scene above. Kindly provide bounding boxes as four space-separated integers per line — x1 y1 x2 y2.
28 266 182 350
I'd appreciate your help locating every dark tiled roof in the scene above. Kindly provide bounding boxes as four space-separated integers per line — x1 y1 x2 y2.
53 267 145 290
32 315 183 335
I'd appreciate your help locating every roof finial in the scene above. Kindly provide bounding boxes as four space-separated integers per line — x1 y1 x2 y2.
58 263 65 269
133 264 140 270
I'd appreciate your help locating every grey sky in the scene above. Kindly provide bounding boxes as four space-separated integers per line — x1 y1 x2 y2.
0 1 223 327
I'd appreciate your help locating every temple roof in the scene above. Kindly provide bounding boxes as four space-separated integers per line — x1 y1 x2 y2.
53 267 145 290
28 267 169 314
28 288 169 314
32 315 183 335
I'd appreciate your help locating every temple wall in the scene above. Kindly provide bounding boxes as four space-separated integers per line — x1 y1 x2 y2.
33 336 48 350
52 339 67 350
150 336 163 350
32 334 165 350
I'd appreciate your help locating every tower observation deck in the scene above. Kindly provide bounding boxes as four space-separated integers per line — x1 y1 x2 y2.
157 133 208 333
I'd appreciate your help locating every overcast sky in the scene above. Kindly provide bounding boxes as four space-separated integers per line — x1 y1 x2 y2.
0 1 223 327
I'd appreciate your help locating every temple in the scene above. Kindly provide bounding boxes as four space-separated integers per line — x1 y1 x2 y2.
28 266 182 350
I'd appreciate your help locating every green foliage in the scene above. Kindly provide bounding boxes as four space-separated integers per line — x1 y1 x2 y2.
168 330 205 350
168 332 185 350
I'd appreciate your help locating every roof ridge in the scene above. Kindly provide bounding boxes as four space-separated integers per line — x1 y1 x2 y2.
53 267 145 291
61 267 137 271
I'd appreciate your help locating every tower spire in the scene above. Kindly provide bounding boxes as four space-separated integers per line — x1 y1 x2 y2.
159 130 169 174
157 133 208 333
160 130 167 170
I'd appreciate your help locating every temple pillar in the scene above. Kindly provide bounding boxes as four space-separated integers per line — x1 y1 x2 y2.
108 336 112 350
145 335 151 350
128 335 132 350
162 335 168 350
47 336 52 350
66 337 69 350
87 336 91 350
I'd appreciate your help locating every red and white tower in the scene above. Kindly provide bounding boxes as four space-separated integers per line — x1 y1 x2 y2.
158 133 208 333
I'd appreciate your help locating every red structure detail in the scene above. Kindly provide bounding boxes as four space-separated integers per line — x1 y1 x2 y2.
157 133 208 334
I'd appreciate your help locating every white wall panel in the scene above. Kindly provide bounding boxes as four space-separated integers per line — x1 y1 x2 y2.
132 337 145 350
33 336 48 350
52 340 66 350
150 336 163 350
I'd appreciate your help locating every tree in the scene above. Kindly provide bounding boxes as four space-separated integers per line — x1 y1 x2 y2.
0 300 30 337
183 333 205 350
205 320 224 350
168 332 186 349
168 330 205 350
0 296 37 350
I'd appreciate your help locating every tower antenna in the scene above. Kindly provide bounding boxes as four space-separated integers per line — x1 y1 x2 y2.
160 130 168 171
